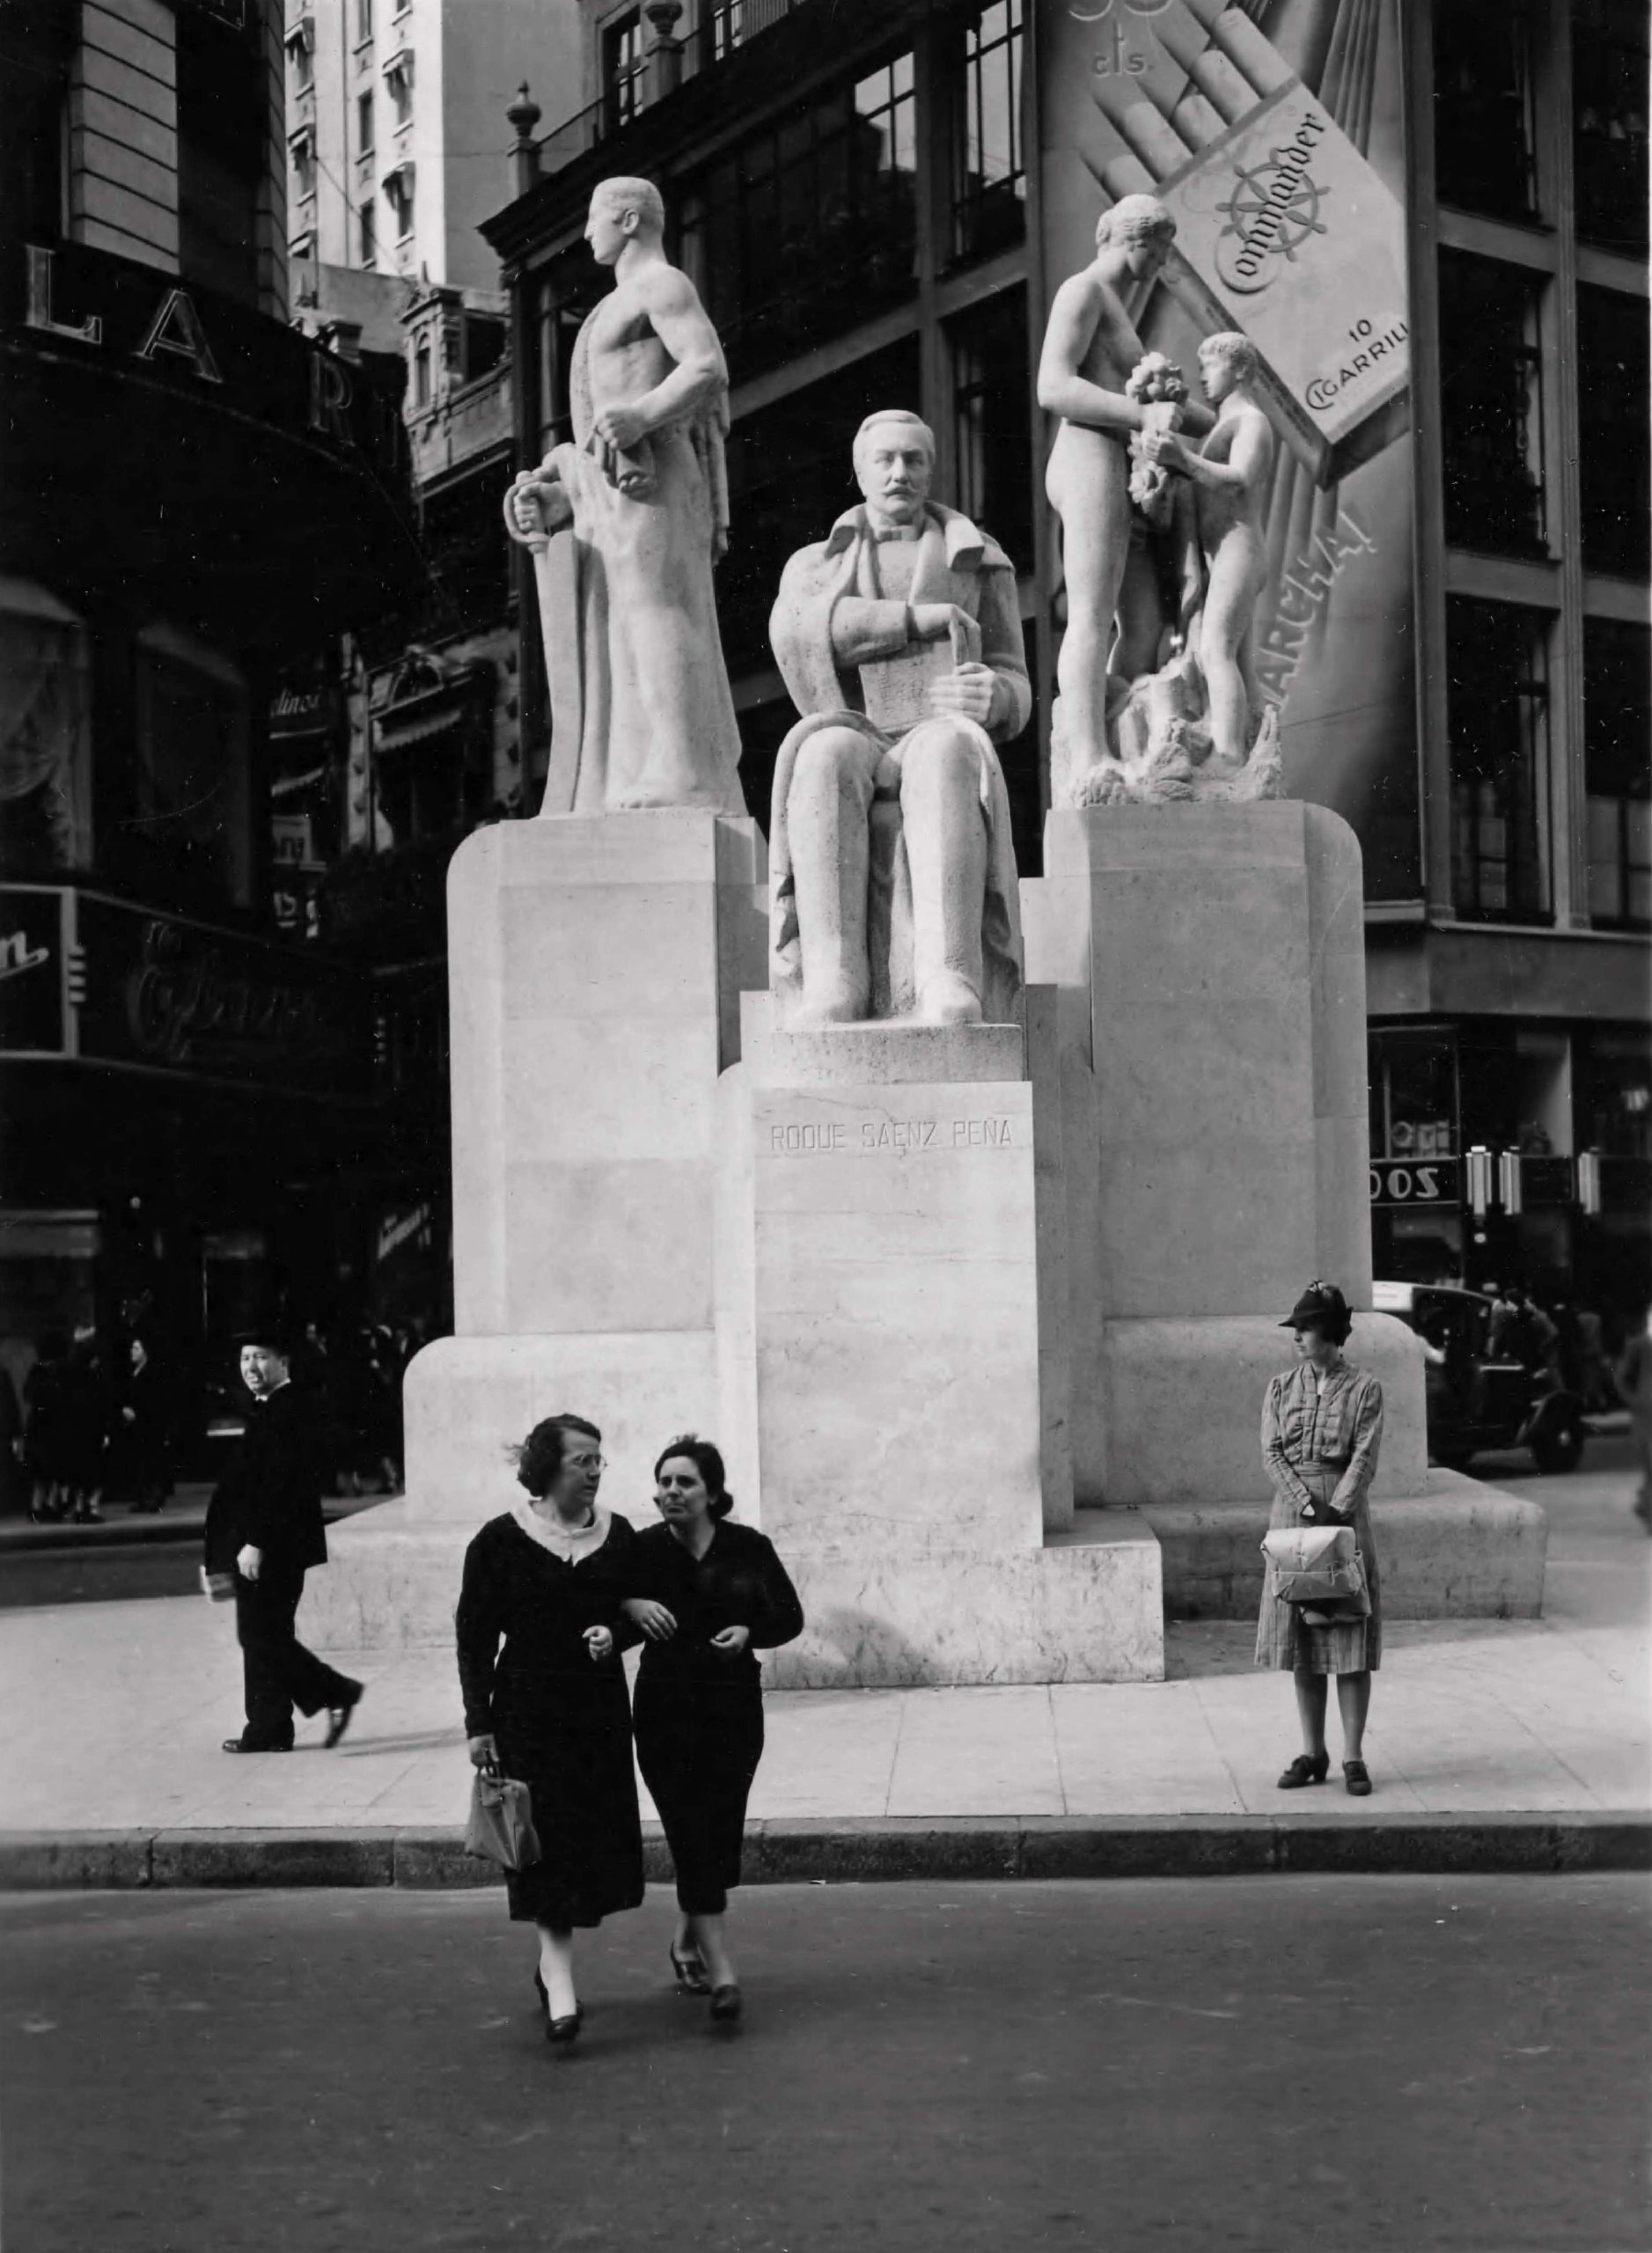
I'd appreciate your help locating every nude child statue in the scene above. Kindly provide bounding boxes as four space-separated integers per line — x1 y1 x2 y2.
1037 195 1213 767
1142 333 1276 767
504 177 743 814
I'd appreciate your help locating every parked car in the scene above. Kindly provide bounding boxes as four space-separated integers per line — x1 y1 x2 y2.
1374 1281 1588 1475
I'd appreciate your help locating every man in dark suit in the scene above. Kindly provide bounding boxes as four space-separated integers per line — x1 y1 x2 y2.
205 1324 363 1753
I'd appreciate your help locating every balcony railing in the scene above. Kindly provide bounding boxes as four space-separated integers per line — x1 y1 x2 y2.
531 0 808 179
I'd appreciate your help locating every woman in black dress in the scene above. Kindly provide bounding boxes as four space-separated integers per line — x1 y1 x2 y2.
456 1413 644 2044
622 1435 804 2023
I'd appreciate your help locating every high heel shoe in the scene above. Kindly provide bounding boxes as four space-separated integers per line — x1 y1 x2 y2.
1343 1758 1373 1797
670 1943 711 1995
533 1970 584 2025
1277 1750 1331 1789
545 2012 580 2045
709 1983 743 2025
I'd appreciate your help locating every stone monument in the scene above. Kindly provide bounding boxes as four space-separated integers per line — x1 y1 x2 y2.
305 214 1545 1677
503 176 743 816
767 409 1025 1030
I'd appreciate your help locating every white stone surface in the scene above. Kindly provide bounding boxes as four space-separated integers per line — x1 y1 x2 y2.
739 992 1024 1085
769 1512 1164 1688
1098 1312 1428 1507
736 1077 1044 1561
1037 800 1372 1323
445 811 766 1339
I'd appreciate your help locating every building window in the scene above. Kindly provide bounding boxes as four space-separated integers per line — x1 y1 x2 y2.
1573 0 1649 252
955 0 1025 265
720 335 923 677
356 0 373 40
1584 620 1651 931
358 198 377 266
414 336 432 407
603 11 645 134
1437 251 1546 559
286 15 314 90
0 583 89 876
1431 0 1538 223
704 1 742 65
679 55 918 386
290 128 315 202
1446 597 1551 924
1577 286 1651 582
949 285 1032 571
463 313 506 384
385 49 413 128
385 165 415 240
358 92 375 159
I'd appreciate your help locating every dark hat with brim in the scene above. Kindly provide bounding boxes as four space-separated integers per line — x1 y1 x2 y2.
1281 1281 1350 1332
232 1318 297 1355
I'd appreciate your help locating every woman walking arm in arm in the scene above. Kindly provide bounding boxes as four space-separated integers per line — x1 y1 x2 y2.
623 1435 803 2024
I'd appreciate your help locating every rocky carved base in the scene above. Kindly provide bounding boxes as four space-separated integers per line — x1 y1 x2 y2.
1052 652 1284 808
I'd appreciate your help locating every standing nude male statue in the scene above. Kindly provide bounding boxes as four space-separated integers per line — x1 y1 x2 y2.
503 177 743 814
767 411 1028 1029
1038 195 1212 768
1142 333 1276 767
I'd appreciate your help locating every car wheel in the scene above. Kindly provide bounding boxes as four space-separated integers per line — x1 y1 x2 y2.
1531 1425 1583 1476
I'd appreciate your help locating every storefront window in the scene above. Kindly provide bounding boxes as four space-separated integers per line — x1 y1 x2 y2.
1446 598 1551 924
1584 620 1652 931
679 55 918 386
949 285 1032 574
955 1 1025 266
1572 0 1649 252
1578 1031 1652 1160
0 583 87 877
1577 287 1651 582
1432 0 1538 223
1437 253 1547 558
127 633 249 911
1371 1031 1458 1160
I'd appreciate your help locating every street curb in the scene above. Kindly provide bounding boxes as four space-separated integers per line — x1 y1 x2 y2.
0 1813 1646 1891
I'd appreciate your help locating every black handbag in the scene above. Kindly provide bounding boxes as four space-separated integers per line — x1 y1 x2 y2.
465 1765 542 1870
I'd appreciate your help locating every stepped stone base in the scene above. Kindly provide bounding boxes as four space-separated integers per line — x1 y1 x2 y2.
300 1504 1165 1687
1137 1471 1548 1622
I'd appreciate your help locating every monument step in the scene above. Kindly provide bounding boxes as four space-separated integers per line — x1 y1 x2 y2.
1101 1471 1547 1622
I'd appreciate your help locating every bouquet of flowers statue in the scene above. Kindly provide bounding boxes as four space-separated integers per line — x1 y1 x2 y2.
1126 354 1190 529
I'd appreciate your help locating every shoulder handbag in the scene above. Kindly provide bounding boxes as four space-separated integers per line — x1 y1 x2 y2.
465 1765 542 1871
1260 1523 1369 1611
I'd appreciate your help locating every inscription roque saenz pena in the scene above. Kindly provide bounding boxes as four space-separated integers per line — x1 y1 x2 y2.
769 1114 1017 1156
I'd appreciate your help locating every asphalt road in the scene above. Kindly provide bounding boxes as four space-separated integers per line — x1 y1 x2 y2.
2 1875 1647 2253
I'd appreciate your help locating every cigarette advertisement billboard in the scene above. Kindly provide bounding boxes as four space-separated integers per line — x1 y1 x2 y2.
1038 0 1420 897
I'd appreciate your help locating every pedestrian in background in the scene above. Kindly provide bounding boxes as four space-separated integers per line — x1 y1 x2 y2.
22 1332 70 1522
0 1361 24 1518
1257 1282 1385 1798
204 1324 363 1754
456 1414 644 2046
109 1336 173 1512
621 1435 804 2024
55 1321 113 1523
1613 1305 1652 1532
1575 1303 1613 1413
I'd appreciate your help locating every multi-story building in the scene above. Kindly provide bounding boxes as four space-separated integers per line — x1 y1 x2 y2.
0 0 423 1415
282 0 578 290
481 0 1649 1334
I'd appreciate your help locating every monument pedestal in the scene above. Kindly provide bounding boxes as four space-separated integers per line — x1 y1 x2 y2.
715 995 1162 1688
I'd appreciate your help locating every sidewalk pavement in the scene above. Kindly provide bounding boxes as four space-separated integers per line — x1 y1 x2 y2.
4 1451 1648 1887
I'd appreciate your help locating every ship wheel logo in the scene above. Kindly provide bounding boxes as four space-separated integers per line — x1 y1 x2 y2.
1214 146 1331 297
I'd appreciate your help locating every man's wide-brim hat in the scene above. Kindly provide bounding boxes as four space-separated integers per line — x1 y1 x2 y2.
1281 1281 1350 1332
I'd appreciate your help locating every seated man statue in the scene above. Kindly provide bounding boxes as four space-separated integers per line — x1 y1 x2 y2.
768 410 1028 1029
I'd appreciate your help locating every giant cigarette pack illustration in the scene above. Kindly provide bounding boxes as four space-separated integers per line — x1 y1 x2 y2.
1067 0 1410 485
